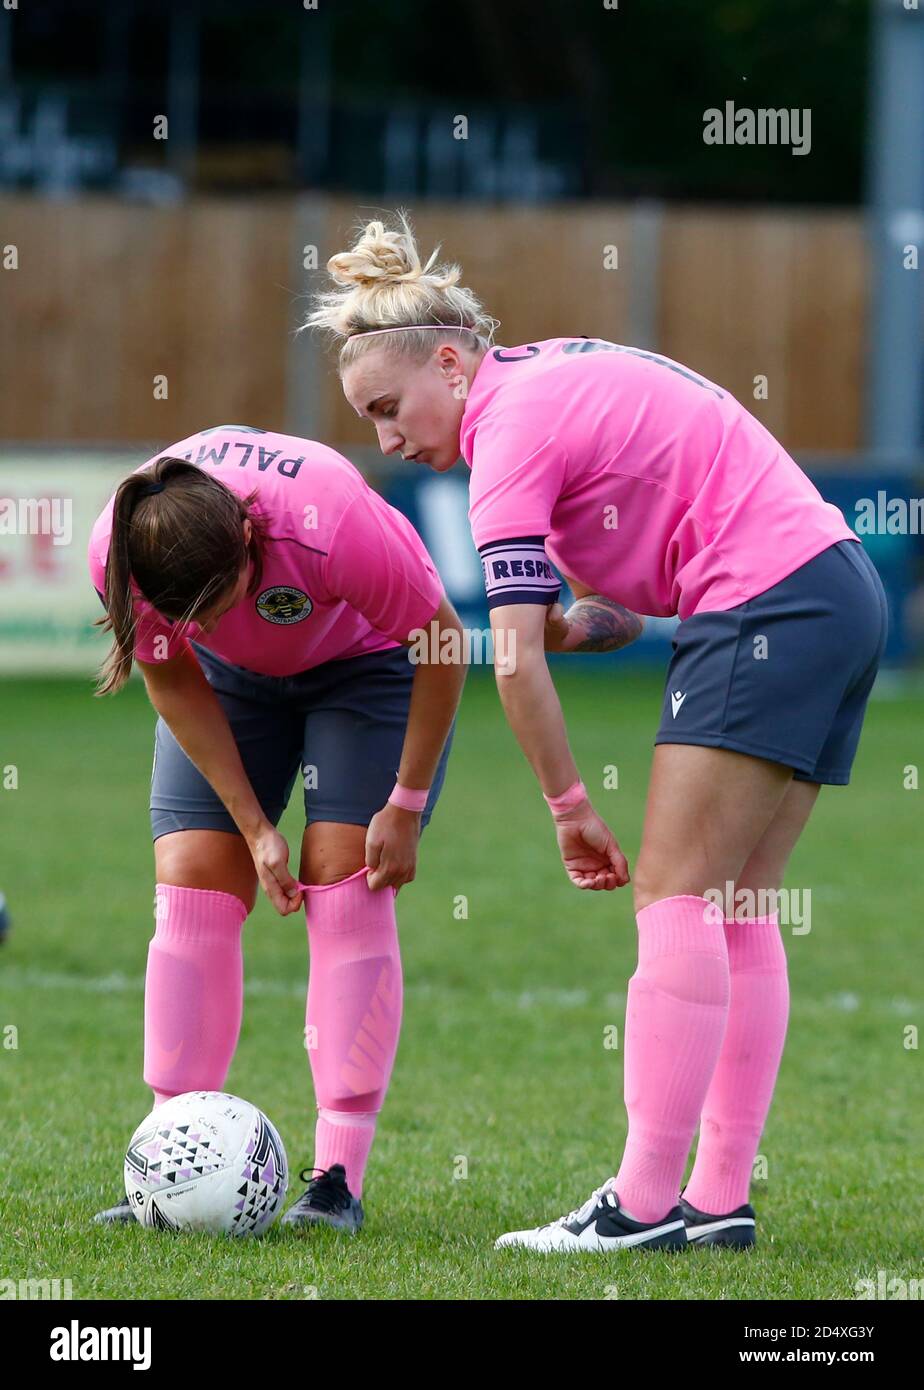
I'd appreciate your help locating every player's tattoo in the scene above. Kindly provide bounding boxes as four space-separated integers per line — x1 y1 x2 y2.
566 596 643 652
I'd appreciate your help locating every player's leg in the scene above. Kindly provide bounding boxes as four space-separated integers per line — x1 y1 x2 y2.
730 778 821 906
154 828 258 906
280 821 378 1231
680 779 820 1245
614 541 887 1233
680 543 888 1242
282 646 454 1231
611 743 793 1225
298 820 367 888
145 829 257 1110
142 649 302 1113
496 743 794 1253
95 649 302 1223
497 541 889 1253
632 743 795 910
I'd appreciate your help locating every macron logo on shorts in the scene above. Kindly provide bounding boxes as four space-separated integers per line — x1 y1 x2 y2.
671 690 687 718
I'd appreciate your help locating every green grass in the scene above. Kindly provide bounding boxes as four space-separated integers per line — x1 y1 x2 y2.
0 669 921 1300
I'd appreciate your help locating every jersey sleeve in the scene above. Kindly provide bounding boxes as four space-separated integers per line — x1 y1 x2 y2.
467 415 568 549
466 414 567 609
323 488 444 642
128 594 190 664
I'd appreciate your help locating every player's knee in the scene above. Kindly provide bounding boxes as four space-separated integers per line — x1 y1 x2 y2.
300 823 368 885
633 883 666 914
232 883 257 916
631 859 673 914
307 864 366 887
632 861 704 915
153 840 257 915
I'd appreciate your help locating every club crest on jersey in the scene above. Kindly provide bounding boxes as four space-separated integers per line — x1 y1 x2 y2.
256 585 313 624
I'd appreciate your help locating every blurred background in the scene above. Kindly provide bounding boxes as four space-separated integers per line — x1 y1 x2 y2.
1 0 923 672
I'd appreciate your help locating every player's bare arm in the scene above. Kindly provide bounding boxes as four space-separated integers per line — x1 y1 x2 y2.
365 594 467 890
488 601 630 891
544 580 644 654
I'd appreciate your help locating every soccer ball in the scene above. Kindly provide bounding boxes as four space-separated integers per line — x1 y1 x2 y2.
123 1091 288 1236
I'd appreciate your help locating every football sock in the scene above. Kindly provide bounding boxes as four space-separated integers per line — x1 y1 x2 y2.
301 866 402 1199
682 913 789 1213
143 884 248 1106
613 894 730 1224
313 1109 378 1196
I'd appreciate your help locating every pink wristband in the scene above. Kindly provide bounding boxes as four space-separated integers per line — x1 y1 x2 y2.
388 781 430 813
543 779 588 818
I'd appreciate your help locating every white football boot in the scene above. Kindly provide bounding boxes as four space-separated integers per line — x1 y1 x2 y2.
494 1176 687 1252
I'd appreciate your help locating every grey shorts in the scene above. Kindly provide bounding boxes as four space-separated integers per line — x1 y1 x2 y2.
654 539 888 785
150 642 453 840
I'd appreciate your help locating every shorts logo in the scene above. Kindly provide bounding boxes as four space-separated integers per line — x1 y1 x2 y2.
256 585 313 624
671 689 687 718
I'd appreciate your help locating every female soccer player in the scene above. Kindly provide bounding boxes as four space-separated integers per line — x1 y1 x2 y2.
88 425 466 1232
306 216 888 1253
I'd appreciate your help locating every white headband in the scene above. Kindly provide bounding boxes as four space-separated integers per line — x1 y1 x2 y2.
347 324 473 339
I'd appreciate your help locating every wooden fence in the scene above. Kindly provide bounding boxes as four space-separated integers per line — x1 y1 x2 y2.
0 194 867 453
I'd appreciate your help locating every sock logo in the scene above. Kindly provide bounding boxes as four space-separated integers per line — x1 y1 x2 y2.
671 690 687 718
339 961 399 1097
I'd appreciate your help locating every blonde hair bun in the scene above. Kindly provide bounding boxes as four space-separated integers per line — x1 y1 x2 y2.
304 210 497 361
327 219 459 291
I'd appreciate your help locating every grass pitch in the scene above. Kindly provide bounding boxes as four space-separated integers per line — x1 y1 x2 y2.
0 668 920 1300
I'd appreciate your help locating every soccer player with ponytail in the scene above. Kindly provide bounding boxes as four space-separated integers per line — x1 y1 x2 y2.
307 214 888 1252
89 430 465 1231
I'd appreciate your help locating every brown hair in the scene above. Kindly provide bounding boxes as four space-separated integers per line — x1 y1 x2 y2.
93 456 270 697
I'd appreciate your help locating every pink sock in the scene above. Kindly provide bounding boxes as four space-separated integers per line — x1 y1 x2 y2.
682 913 789 1213
144 884 248 1105
313 1109 378 1196
613 895 730 1223
301 866 402 1199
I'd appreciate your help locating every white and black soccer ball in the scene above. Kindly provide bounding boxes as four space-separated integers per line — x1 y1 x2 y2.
123 1091 288 1236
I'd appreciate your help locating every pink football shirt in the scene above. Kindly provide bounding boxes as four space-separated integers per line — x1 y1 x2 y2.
461 340 858 619
88 426 443 676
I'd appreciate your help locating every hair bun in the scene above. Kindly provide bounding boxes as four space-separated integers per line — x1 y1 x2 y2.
304 210 496 347
328 221 421 288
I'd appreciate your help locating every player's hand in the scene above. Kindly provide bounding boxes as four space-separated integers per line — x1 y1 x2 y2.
365 802 421 891
544 602 571 653
552 800 630 890
248 824 303 915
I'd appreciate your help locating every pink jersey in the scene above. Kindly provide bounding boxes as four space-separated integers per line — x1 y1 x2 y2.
461 340 858 619
88 426 443 676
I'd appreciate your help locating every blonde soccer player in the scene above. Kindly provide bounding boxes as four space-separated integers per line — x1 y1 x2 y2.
305 216 888 1253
